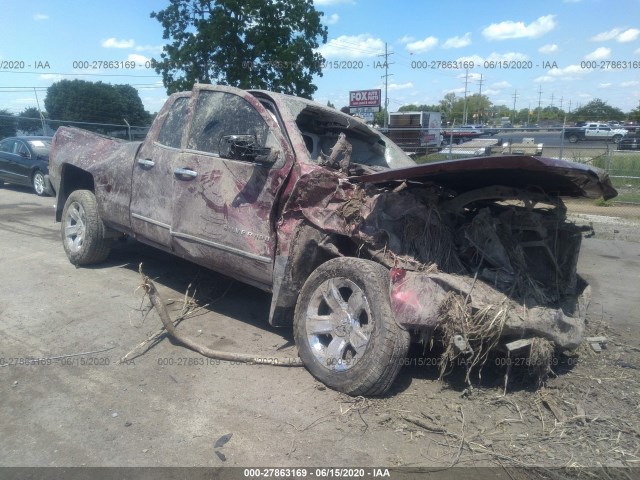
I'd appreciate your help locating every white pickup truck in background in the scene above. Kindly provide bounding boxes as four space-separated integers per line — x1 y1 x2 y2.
564 122 628 143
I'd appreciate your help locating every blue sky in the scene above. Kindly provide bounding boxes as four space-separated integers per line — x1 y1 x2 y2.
1 0 639 123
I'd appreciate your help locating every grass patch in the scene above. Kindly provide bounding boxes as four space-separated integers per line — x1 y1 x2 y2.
594 197 615 207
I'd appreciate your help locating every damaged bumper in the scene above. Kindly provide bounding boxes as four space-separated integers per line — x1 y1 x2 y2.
390 268 590 350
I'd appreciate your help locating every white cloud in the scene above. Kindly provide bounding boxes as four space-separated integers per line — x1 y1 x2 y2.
442 33 471 49
406 36 438 53
325 13 339 25
535 64 587 83
636 47 640 55
585 47 611 60
458 72 482 81
39 73 63 81
599 83 613 88
482 14 556 40
621 80 640 87
538 44 558 54
456 54 483 65
591 27 640 42
486 52 529 61
591 28 623 41
127 53 149 64
34 14 48 21
534 75 555 83
317 34 384 58
398 35 415 44
491 81 511 89
483 89 501 95
618 28 640 43
102 38 135 49
387 82 414 91
444 87 466 95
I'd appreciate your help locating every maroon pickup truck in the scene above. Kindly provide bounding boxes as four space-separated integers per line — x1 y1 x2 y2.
49 84 616 395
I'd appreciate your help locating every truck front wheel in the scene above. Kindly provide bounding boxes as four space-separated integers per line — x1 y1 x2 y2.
61 190 112 265
568 134 579 143
293 257 410 396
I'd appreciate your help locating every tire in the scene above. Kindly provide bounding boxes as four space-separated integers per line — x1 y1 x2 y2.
293 257 410 396
612 134 623 144
568 134 578 143
32 170 47 196
61 190 112 265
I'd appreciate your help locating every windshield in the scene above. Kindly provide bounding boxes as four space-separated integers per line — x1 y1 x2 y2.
287 100 416 171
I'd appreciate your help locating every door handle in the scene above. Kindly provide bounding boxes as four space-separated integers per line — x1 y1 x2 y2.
137 158 155 167
174 168 198 179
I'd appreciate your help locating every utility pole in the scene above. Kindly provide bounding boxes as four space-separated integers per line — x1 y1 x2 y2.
550 93 555 108
537 84 543 123
462 69 469 124
33 88 46 134
477 73 484 123
378 42 394 129
512 90 518 124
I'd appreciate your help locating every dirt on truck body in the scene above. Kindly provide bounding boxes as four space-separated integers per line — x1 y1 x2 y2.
48 84 617 395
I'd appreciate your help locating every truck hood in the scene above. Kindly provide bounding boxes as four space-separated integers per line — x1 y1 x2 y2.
351 155 617 200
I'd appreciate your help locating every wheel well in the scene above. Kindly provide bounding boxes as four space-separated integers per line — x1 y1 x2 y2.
55 164 95 221
269 222 362 327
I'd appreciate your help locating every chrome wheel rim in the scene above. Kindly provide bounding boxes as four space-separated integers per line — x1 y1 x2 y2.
33 173 45 194
64 202 87 253
305 277 372 372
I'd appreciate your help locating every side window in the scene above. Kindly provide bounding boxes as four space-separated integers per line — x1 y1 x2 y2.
0 140 15 153
16 142 30 157
187 91 269 159
157 97 189 148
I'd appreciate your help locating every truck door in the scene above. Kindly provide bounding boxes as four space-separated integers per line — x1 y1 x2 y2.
130 94 189 248
170 86 294 290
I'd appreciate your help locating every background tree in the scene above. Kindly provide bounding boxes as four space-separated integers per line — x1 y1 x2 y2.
150 0 328 98
569 98 625 122
0 109 17 139
326 100 335 109
44 80 151 130
629 101 640 123
17 107 46 135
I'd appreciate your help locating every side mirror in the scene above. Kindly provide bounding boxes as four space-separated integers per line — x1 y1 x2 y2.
219 134 277 164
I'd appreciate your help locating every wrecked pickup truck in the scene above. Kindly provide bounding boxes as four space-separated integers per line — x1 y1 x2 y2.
49 84 617 395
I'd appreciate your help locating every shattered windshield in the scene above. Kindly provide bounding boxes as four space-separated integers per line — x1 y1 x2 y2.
282 97 416 171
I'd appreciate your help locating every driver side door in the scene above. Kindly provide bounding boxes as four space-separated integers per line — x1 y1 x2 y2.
171 86 294 290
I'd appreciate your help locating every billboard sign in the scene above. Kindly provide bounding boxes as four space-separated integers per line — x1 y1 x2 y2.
349 89 381 107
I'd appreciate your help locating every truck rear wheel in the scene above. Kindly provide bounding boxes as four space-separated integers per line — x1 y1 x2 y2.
61 190 112 265
293 257 410 396
612 134 623 144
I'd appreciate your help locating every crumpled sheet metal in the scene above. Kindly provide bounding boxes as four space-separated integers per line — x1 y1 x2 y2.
389 268 588 350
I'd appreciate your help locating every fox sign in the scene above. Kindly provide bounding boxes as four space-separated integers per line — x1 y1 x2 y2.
349 89 382 107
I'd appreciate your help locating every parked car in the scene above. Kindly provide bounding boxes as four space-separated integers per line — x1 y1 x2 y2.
617 132 640 150
49 84 616 395
480 125 500 136
0 136 53 195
